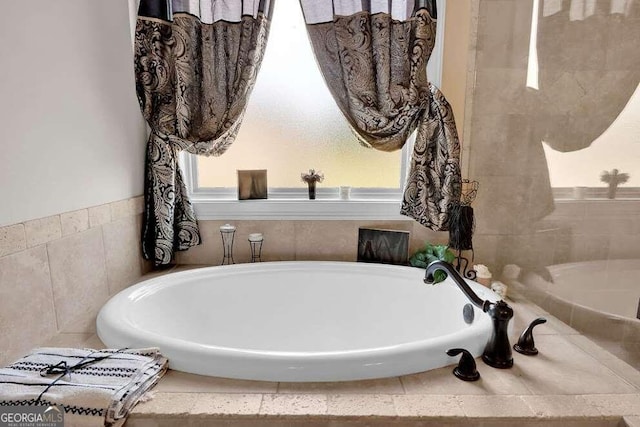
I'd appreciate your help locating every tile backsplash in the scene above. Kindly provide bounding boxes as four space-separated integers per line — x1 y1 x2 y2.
0 196 148 365
174 220 446 265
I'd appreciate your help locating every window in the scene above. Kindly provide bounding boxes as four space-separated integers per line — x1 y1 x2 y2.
183 0 445 218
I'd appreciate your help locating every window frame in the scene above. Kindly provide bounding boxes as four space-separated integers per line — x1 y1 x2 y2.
183 0 446 220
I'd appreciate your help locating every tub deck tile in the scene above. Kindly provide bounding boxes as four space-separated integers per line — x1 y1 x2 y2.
520 395 602 418
277 378 404 395
582 394 640 416
457 395 534 418
259 394 327 416
326 394 396 417
400 363 532 396
191 393 263 415
393 394 464 417
133 392 197 415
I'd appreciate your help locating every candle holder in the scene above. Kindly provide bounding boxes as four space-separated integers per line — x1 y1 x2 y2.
248 233 263 263
220 224 236 265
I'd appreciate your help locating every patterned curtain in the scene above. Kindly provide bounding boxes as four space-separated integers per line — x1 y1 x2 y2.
135 0 273 265
300 0 461 230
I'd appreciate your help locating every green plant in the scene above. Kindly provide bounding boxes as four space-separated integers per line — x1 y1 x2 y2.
409 243 456 283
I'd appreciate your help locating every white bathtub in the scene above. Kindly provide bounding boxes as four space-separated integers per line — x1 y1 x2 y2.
97 262 496 382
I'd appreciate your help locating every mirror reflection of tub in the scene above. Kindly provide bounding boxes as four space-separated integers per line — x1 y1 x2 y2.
509 259 640 370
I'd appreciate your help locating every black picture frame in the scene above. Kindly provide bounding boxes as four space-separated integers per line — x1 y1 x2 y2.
357 227 410 266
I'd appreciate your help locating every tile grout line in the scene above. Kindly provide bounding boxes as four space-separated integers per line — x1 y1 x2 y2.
43 243 61 334
99 224 112 296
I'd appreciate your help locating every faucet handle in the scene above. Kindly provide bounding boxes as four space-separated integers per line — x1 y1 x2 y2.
446 348 480 381
514 317 547 355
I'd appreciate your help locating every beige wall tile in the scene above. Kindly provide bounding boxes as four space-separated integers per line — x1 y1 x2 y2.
178 220 424 265
132 196 145 215
60 209 89 236
136 215 154 274
232 220 295 263
44 332 95 348
0 223 26 257
89 204 112 228
46 228 109 333
110 198 135 221
294 221 358 261
0 247 57 365
175 220 226 265
24 215 62 248
410 223 448 258
102 216 143 295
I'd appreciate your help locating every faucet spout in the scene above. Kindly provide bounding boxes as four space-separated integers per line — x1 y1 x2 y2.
424 260 489 312
424 260 514 369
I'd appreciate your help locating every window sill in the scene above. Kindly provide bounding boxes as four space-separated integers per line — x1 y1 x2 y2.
191 198 408 220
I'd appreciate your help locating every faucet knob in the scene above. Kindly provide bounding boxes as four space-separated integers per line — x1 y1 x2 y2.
514 317 547 355
446 348 480 381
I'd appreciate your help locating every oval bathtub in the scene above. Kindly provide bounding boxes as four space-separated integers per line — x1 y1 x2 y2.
97 262 496 382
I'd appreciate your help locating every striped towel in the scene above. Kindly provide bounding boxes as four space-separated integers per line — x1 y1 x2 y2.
0 347 168 427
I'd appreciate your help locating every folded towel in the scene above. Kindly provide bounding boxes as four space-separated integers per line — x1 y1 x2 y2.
0 347 168 427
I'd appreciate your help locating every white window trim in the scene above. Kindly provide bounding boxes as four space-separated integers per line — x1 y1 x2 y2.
185 0 446 220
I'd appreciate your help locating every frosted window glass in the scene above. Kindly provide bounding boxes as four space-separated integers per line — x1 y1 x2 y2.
197 0 403 189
